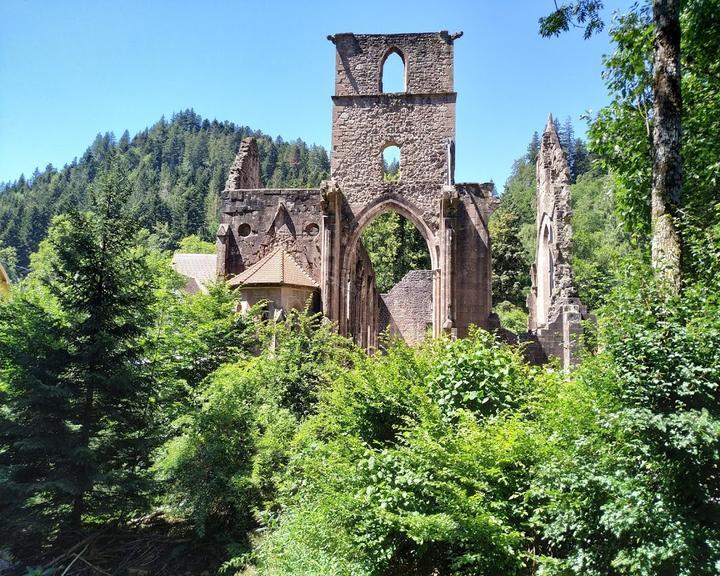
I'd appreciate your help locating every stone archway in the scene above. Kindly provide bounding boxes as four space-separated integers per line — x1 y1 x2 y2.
536 213 554 327
340 196 440 345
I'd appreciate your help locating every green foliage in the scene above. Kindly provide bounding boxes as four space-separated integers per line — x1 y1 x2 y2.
570 173 634 308
497 156 537 259
489 211 530 307
532 264 720 575
148 279 260 427
493 301 528 334
539 1 605 40
0 244 18 281
0 159 158 553
155 362 263 538
255 333 540 575
588 1 720 282
361 212 431 293
587 7 654 244
177 234 216 254
383 158 400 182
154 311 358 541
0 110 330 269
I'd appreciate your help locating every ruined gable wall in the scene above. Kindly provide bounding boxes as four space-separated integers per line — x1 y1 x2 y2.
332 32 455 96
217 187 323 282
536 119 578 319
528 116 585 368
225 137 261 190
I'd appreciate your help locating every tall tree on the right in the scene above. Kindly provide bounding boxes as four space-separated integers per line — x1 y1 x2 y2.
540 1 683 292
650 0 682 291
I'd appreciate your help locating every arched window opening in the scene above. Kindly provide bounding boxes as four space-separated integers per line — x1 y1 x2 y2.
536 221 554 327
361 211 430 293
380 50 405 93
382 145 401 182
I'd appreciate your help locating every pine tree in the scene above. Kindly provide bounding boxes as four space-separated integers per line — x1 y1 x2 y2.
560 117 577 181
0 158 157 552
526 131 540 162
573 137 592 177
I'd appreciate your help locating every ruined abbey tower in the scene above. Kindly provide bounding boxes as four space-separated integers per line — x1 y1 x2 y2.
205 31 585 366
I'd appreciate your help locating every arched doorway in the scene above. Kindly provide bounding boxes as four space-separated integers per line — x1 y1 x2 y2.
340 198 439 348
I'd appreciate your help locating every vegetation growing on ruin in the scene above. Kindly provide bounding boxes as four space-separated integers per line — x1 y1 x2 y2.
1 1 720 574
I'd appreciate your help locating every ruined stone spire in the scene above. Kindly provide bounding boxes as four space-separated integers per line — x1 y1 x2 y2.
538 114 571 193
527 114 585 367
225 137 261 191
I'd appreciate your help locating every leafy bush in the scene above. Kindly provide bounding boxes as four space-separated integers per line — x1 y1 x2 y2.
154 311 358 541
494 300 528 334
255 333 541 575
532 265 720 575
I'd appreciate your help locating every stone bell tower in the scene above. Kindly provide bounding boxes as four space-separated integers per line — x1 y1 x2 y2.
322 32 495 342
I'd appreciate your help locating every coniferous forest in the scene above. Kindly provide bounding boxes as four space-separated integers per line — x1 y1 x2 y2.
0 110 330 273
1 2 720 575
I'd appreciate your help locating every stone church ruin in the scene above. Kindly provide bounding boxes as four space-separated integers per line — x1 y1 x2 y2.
178 31 587 367
527 115 588 367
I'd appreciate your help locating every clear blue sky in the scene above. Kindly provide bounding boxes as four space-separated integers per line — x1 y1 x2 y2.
0 0 630 188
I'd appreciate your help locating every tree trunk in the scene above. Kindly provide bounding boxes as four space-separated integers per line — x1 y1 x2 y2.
651 0 683 292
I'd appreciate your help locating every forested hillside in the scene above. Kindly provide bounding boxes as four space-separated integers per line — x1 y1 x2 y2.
0 110 330 271
1 2 720 575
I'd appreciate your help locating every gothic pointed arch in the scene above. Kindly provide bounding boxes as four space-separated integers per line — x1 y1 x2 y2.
379 46 406 93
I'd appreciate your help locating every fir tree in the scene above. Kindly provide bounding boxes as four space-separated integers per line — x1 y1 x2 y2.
0 158 157 552
526 131 540 162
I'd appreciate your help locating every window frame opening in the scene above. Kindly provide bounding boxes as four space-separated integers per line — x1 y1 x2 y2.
382 144 401 183
379 48 406 93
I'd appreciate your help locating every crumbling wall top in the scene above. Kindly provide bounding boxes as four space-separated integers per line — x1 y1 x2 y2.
225 137 261 191
536 115 573 269
328 32 461 96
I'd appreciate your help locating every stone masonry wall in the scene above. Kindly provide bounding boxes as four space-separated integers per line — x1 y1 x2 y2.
380 270 434 345
330 32 458 226
217 187 323 283
533 115 579 326
330 32 457 96
332 95 455 198
225 137 261 190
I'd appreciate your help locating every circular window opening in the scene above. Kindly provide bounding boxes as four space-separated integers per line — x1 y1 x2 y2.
238 223 252 237
305 223 320 237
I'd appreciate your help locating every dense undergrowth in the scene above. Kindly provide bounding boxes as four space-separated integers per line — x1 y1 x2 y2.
2 225 718 574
